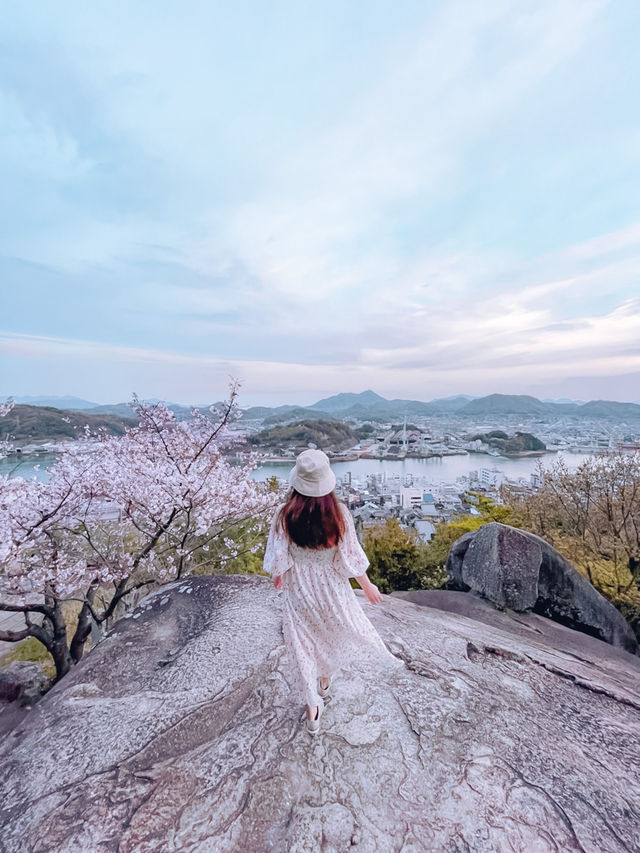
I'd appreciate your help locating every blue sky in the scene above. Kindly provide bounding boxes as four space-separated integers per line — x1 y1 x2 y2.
2 0 639 406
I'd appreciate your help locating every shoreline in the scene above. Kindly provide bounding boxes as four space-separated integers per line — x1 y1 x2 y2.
257 450 471 464
467 449 548 459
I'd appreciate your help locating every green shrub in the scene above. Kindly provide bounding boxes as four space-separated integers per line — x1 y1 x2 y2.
0 636 56 680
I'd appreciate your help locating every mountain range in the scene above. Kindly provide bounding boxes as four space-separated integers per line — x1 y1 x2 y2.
3 392 640 430
242 391 640 423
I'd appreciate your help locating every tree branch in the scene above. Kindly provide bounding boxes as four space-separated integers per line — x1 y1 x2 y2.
0 627 32 643
0 600 50 615
99 577 156 623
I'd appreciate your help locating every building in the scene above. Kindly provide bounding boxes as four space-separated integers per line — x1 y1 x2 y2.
421 492 438 517
401 487 423 510
530 470 544 489
414 519 436 543
479 467 506 488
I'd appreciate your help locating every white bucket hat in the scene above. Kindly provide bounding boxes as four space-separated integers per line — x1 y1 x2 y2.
288 449 336 497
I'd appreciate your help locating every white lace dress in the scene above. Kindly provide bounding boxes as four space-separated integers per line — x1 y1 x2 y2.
263 501 402 707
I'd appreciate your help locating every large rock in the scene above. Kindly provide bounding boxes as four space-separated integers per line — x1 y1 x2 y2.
1 575 639 852
0 661 51 705
447 522 638 654
461 523 541 609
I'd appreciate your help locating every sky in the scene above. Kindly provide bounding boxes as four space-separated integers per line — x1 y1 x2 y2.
1 0 640 407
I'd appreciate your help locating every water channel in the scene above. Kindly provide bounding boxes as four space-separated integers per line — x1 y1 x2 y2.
0 449 596 485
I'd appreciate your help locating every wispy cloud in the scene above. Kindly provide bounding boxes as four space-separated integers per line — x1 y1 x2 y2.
2 0 639 403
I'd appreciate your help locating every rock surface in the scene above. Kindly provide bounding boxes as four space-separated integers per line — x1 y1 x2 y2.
447 522 638 654
1 574 639 852
460 523 541 610
0 660 51 705
391 589 640 672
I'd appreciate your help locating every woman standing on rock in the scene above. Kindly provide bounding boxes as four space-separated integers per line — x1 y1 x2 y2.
263 448 402 735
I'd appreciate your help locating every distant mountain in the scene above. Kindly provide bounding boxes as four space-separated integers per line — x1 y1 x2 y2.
0 405 137 443
577 400 640 419
74 401 222 422
239 391 640 423
458 394 640 420
309 390 387 413
307 390 442 420
386 398 440 415
458 394 550 416
262 407 336 425
241 391 435 424
9 395 100 410
241 404 306 420
11 390 639 430
429 395 477 412
3 396 213 419
74 403 142 418
240 406 282 420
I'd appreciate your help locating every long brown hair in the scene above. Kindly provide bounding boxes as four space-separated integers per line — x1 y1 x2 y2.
277 489 347 549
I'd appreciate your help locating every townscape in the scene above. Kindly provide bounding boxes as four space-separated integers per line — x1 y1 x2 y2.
225 391 640 542
3 392 640 549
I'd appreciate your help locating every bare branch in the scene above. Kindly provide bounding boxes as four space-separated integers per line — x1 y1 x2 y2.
0 627 32 642
0 601 50 615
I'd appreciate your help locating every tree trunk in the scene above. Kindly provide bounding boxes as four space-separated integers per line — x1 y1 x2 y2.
69 582 98 663
48 600 73 680
50 634 73 680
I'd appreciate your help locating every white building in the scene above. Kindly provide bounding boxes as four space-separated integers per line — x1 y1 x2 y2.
479 467 506 488
401 487 423 510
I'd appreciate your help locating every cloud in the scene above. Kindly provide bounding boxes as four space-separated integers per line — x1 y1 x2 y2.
190 0 609 302
3 284 639 403
563 221 640 261
4 0 640 405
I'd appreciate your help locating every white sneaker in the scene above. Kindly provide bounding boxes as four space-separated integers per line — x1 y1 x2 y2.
306 696 325 735
317 676 332 698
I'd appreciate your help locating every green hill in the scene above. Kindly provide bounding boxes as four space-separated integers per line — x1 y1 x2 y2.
247 419 358 453
0 405 137 443
469 430 546 455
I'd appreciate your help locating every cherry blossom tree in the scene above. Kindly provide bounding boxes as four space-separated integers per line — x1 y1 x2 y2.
0 397 15 460
0 383 281 681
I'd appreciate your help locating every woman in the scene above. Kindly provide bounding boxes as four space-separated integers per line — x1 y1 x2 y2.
263 448 402 735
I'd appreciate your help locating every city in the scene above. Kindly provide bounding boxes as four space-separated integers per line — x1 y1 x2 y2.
231 406 640 544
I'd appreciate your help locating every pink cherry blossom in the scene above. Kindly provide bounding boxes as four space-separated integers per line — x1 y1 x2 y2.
0 382 281 681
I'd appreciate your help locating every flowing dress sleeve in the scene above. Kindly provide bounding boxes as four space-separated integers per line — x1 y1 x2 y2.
333 504 370 578
263 506 294 578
